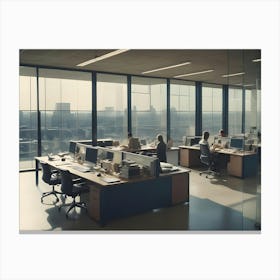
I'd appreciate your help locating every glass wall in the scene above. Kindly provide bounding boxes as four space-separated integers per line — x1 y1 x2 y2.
170 80 195 146
228 87 243 135
245 89 261 133
202 83 223 139
97 73 127 143
19 63 260 171
19 66 38 170
131 77 167 144
39 69 92 155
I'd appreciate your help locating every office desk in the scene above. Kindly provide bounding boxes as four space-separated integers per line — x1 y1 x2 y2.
137 146 179 165
179 145 201 167
178 146 258 178
35 156 190 224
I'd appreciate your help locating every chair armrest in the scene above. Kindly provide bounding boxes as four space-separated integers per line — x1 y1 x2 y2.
74 182 86 187
72 178 84 184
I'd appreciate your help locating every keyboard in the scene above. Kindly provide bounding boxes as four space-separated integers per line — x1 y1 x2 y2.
71 165 91 173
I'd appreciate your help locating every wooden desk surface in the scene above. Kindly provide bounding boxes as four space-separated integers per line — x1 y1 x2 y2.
179 145 257 157
35 156 189 188
179 145 200 150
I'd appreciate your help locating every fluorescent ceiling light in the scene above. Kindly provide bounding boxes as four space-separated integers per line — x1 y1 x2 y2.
77 49 129 67
252 58 261 62
142 61 191 74
222 72 245 78
234 83 255 87
174 69 214 78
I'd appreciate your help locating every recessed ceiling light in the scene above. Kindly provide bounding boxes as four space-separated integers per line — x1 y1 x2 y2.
142 61 191 74
252 58 261 62
222 72 245 78
77 49 129 67
174 69 214 78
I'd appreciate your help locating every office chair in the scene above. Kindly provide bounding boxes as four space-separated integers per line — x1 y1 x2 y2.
40 162 62 203
199 143 220 178
58 170 88 218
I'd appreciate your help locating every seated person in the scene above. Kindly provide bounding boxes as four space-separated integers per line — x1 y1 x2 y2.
212 129 229 149
156 134 167 163
199 131 220 171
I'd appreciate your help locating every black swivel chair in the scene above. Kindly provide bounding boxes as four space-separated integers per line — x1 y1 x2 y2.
199 143 220 178
40 162 62 203
58 170 88 218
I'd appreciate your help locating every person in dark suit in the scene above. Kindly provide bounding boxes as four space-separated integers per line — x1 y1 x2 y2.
156 134 167 162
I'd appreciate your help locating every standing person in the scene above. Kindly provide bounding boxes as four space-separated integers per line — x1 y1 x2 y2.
156 134 167 162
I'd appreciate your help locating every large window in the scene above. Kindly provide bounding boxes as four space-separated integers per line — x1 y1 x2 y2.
131 77 167 144
19 67 38 170
245 89 261 133
202 84 222 138
39 69 92 155
228 87 243 135
97 73 127 143
170 80 195 146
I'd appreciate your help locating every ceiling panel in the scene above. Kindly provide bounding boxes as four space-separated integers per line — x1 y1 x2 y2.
20 49 261 89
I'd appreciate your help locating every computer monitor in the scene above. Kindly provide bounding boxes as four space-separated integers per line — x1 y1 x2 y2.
85 147 98 164
97 149 106 162
69 141 77 154
184 137 192 146
220 137 229 148
140 139 147 146
230 138 244 150
106 151 114 161
76 144 86 162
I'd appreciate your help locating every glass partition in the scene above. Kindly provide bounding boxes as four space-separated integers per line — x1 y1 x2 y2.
228 87 243 135
97 73 127 144
202 83 222 138
170 80 195 146
39 69 92 155
245 89 261 134
19 66 38 170
131 76 167 145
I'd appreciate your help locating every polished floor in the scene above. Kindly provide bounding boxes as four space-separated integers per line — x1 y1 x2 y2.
19 167 261 232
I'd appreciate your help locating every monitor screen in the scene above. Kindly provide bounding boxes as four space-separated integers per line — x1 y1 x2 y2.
184 137 192 146
97 149 106 161
69 141 77 154
76 144 86 161
106 151 114 160
230 138 244 150
140 139 147 146
85 147 98 163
